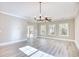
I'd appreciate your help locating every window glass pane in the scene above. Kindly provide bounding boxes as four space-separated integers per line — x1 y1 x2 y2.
40 24 46 35
48 24 56 35
27 25 34 38
59 23 69 36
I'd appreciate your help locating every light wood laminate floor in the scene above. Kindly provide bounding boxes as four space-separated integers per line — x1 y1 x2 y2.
0 38 79 57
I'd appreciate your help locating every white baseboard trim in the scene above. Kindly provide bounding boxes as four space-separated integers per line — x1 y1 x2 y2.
0 39 27 46
37 36 75 42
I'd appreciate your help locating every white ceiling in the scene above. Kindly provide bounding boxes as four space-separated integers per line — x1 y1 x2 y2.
0 2 79 20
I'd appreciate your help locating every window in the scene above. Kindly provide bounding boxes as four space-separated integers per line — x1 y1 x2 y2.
40 24 46 36
48 24 56 35
27 25 34 38
59 23 69 36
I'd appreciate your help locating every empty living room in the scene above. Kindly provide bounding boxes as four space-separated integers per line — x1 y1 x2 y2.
0 0 79 58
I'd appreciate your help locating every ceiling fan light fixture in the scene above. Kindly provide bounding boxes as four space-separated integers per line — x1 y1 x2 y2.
34 2 52 22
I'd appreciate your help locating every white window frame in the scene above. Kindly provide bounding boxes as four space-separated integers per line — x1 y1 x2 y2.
40 24 46 36
48 24 56 35
59 23 69 36
27 25 34 38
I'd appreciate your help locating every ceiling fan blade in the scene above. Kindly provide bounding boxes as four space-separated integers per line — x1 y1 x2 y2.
45 17 52 22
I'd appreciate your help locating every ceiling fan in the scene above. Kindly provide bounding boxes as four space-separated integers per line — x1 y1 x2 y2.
34 2 52 22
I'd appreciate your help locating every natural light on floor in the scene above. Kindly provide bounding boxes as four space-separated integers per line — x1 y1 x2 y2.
19 46 53 57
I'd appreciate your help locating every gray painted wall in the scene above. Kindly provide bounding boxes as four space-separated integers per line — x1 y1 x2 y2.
75 15 79 49
0 13 27 43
